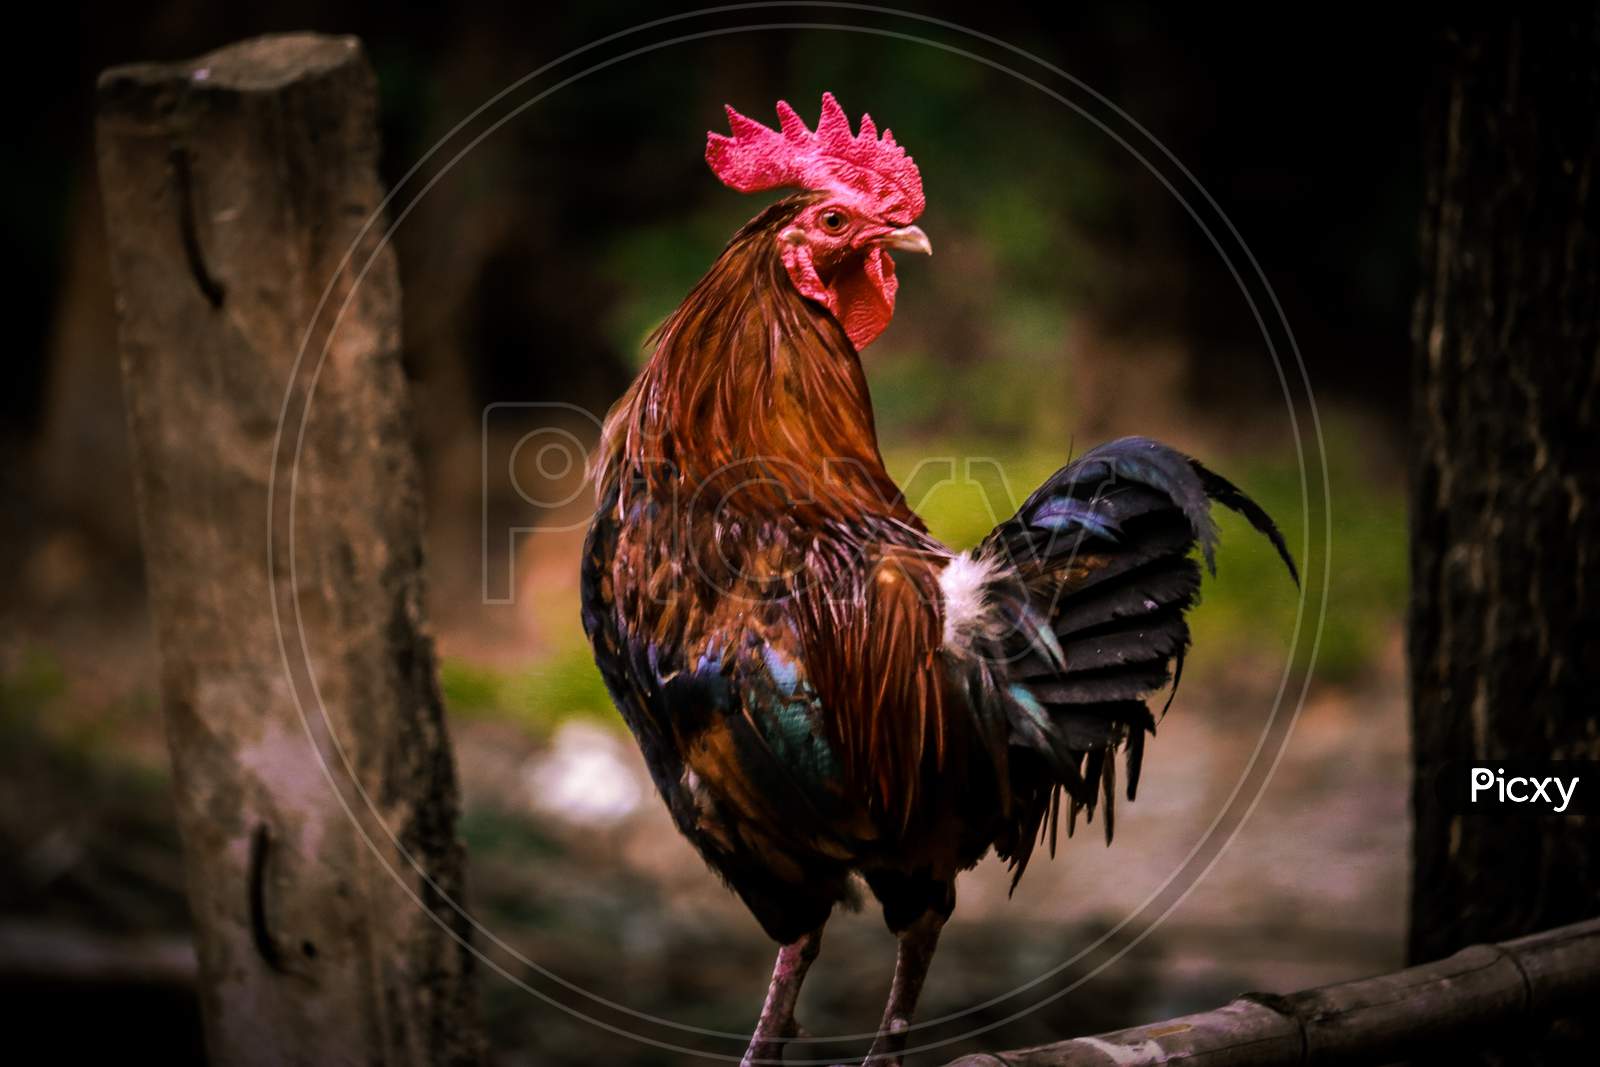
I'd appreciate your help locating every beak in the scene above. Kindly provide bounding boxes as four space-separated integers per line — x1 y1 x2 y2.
879 225 932 256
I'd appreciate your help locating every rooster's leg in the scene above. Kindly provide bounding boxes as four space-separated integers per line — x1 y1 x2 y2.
863 909 945 1065
742 926 824 1066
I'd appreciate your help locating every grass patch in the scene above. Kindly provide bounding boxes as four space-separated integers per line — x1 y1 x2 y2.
440 645 616 734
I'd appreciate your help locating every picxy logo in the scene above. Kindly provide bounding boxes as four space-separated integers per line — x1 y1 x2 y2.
1470 767 1580 813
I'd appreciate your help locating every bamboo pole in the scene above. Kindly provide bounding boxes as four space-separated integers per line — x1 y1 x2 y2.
96 33 479 1065
945 917 1600 1066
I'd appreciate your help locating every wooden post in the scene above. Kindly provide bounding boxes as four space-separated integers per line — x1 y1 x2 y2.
96 34 480 1065
943 917 1600 1066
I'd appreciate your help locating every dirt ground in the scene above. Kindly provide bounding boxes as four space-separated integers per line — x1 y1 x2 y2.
451 639 1408 1064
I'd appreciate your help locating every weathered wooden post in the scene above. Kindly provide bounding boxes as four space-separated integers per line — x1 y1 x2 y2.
96 33 480 1065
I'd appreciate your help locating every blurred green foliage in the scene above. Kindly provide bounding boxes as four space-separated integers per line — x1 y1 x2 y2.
0 648 68 725
0 649 187 931
1 649 167 788
441 648 617 732
1183 422 1406 685
898 414 1407 687
445 415 1403 731
458 806 565 864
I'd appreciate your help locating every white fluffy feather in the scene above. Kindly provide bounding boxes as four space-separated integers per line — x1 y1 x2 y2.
939 551 998 651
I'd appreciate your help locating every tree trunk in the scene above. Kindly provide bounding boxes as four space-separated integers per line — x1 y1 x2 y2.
96 33 480 1065
1409 9 1600 1061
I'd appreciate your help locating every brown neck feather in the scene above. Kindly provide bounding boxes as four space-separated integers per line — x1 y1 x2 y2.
599 196 911 523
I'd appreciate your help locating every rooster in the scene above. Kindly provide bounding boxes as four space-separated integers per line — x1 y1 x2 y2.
581 94 1296 1066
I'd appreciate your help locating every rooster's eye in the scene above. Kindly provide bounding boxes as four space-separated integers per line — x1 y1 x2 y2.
818 209 848 233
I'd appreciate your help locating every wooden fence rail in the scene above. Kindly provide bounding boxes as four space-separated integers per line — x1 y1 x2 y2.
946 916 1600 1066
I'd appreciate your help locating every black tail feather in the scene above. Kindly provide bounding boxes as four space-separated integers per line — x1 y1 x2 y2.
982 437 1296 879
1191 459 1299 586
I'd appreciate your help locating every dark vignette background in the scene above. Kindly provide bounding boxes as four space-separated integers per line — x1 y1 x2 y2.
3 3 1429 1064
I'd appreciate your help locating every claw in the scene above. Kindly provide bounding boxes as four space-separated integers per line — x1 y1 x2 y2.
740 1041 785 1067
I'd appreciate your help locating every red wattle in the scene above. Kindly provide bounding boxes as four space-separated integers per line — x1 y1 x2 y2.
781 244 898 350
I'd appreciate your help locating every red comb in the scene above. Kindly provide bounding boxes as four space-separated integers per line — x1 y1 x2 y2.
706 92 925 222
